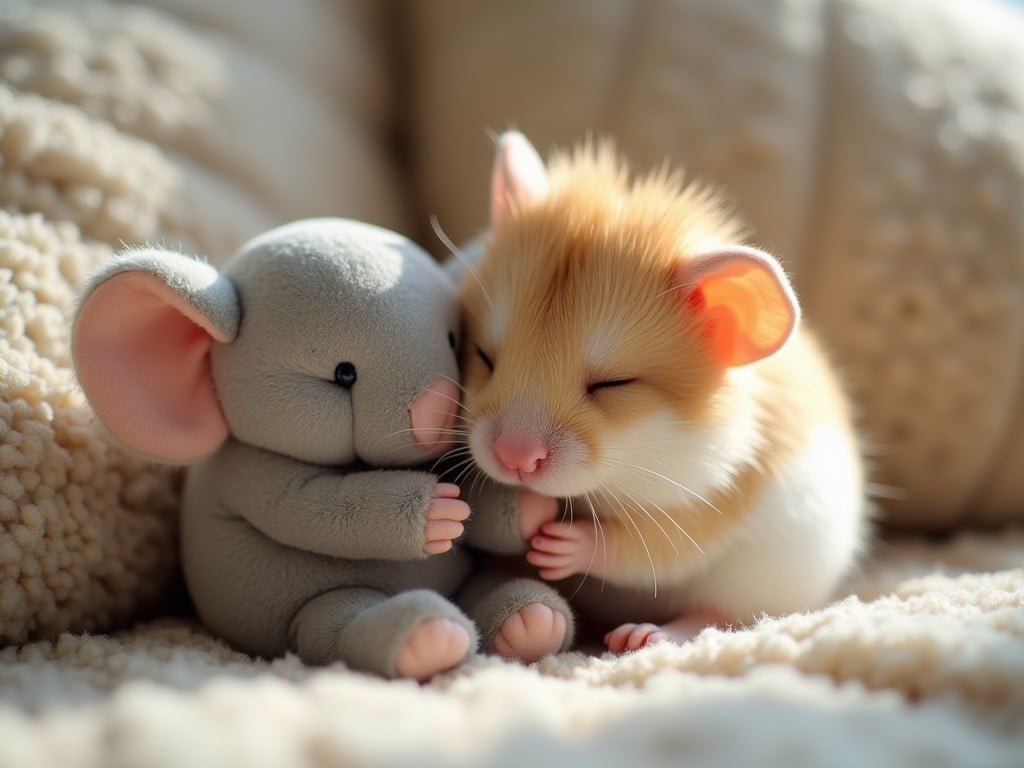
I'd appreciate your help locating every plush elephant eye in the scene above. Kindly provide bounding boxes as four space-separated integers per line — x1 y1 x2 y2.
448 331 457 351
333 362 357 388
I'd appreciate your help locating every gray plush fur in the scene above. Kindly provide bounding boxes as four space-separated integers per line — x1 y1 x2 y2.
74 218 481 678
213 219 462 468
459 481 535 556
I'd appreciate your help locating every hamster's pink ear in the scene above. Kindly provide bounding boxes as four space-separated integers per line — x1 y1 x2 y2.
72 250 241 464
491 131 550 227
676 246 800 368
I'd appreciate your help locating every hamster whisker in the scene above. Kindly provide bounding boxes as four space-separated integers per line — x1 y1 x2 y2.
591 495 609 570
572 493 602 552
464 468 486 495
609 478 703 555
435 373 469 396
424 392 478 421
442 412 478 431
376 435 473 458
441 454 482 487
453 410 481 426
419 427 474 440
416 378 481 422
454 411 478 426
613 483 680 557
560 493 607 599
430 215 494 311
436 451 484 495
439 443 473 456
636 446 710 474
429 446 474 475
469 464 490 499
378 435 472 462
388 438 455 451
611 442 718 476
596 485 658 597
425 389 464 408
374 425 470 443
581 491 610 594
603 457 722 516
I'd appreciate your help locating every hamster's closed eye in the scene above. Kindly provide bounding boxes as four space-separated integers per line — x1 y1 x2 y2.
476 346 495 372
586 377 637 396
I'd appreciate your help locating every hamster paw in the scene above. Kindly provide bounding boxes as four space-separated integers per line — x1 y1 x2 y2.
604 609 730 652
492 602 567 663
604 623 669 653
527 520 606 581
394 618 471 681
517 489 559 539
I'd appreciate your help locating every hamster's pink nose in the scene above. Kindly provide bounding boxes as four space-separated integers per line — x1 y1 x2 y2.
409 379 459 450
494 436 548 476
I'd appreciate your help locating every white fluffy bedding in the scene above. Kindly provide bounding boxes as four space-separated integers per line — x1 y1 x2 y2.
2 528 1022 768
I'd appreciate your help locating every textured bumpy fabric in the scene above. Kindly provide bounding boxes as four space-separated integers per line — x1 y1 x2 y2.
0 1 1023 766
0 211 180 645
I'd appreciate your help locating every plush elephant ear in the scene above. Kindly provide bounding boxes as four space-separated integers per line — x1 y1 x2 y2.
72 248 241 464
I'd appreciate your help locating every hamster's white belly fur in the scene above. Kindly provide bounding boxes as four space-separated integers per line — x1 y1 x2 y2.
577 423 867 625
681 425 868 621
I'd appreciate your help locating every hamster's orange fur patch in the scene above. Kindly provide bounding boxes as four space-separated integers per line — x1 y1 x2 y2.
463 143 746 436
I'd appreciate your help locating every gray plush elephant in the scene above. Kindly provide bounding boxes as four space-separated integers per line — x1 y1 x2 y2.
71 218 570 680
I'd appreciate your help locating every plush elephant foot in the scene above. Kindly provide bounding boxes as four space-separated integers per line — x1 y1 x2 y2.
290 588 477 680
604 607 729 652
492 602 567 663
394 617 473 682
459 576 575 662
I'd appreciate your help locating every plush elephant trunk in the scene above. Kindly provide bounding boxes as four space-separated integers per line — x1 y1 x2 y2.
409 379 460 453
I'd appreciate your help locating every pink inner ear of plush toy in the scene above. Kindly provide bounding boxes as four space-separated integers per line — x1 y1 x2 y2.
74 271 231 463
679 247 799 367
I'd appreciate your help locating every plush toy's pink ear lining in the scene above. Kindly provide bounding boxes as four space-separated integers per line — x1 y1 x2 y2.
73 271 230 463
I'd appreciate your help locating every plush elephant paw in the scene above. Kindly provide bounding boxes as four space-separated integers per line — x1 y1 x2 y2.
423 483 471 555
492 602 567 663
527 520 607 581
394 617 472 681
517 489 560 540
